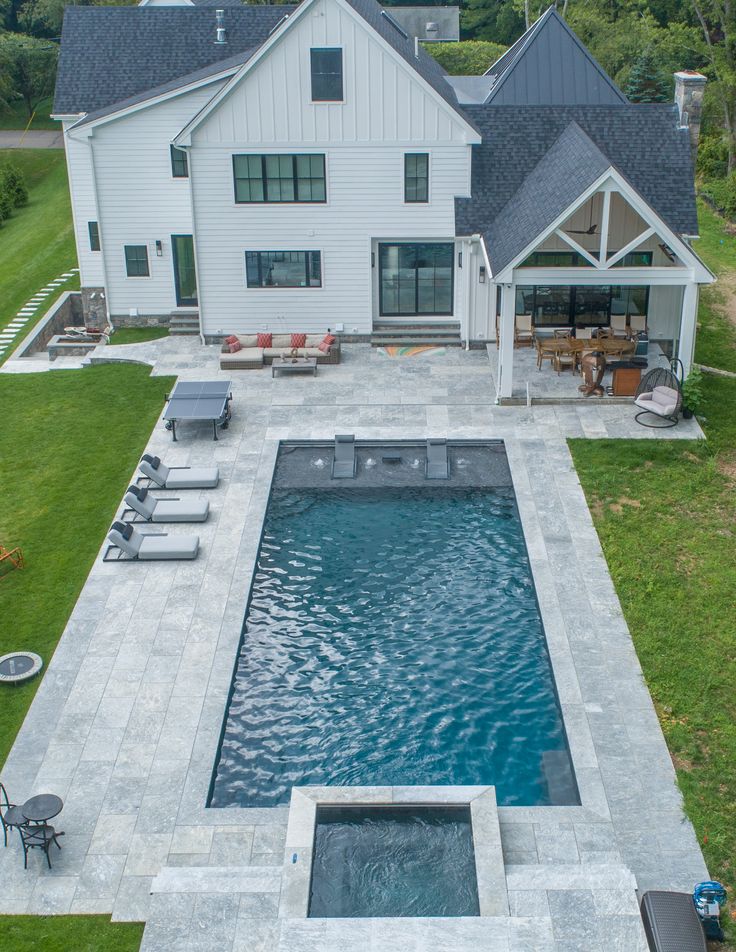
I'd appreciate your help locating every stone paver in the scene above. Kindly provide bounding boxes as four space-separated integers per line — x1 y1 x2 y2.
0 339 707 950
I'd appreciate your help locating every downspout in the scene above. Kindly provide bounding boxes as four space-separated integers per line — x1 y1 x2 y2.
182 142 205 346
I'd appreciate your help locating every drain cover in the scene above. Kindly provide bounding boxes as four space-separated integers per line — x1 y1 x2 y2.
0 652 43 684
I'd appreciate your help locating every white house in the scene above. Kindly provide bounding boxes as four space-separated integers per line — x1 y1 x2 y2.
53 1 713 397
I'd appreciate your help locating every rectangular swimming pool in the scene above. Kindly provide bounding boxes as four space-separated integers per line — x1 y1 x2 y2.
209 442 577 808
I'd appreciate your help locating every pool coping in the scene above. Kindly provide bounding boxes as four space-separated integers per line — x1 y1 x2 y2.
280 785 507 920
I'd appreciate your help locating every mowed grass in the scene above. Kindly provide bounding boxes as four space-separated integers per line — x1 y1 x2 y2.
0 365 173 768
0 915 144 951
0 149 78 354
694 200 736 374
0 97 56 131
570 204 736 945
109 327 170 346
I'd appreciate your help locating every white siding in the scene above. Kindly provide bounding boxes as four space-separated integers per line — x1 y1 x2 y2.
63 122 105 288
76 82 224 318
191 0 473 148
191 144 469 334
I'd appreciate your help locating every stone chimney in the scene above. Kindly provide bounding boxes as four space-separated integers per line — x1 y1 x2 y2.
674 71 707 161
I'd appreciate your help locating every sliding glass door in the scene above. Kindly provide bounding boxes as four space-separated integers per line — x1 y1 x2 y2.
379 243 454 317
172 235 198 307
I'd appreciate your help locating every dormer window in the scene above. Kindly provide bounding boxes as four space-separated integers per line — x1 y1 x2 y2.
310 48 343 102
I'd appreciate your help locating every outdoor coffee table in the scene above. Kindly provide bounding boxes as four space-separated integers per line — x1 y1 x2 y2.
272 357 317 378
22 794 63 823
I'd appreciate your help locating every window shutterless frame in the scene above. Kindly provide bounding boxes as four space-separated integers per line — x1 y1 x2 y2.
310 48 343 101
232 154 326 204
88 221 100 252
378 242 454 316
404 153 429 203
124 244 150 278
170 145 188 178
245 251 322 289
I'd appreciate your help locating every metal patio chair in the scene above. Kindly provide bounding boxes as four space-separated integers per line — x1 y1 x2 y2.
19 823 64 869
0 783 25 847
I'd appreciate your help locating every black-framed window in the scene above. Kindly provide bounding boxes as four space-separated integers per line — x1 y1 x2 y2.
245 251 322 288
172 234 197 306
516 284 649 325
404 153 428 203
233 154 326 203
88 221 100 252
310 48 343 101
170 145 188 178
124 244 149 278
379 242 454 316
520 250 653 267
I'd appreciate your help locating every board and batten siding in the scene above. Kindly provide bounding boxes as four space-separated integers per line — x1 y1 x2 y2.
189 0 473 334
78 82 225 319
63 122 105 289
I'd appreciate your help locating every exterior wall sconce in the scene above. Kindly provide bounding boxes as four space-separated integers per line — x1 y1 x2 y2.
479 265 486 283
155 240 163 257
458 251 462 268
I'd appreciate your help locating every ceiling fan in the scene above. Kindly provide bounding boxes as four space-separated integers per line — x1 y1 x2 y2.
566 223 598 235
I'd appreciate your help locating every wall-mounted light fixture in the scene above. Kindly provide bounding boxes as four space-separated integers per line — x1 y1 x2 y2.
371 252 375 268
479 265 486 284
155 240 163 257
458 251 462 268
658 242 676 263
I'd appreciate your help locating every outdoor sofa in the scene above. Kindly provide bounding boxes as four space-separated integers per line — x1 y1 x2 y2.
220 333 341 370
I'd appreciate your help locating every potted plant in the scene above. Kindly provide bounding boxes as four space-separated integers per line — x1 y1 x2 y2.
681 366 704 419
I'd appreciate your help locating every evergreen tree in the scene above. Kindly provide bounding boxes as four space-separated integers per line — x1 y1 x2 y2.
625 47 670 102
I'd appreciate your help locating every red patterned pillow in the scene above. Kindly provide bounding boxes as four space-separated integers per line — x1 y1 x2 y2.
224 335 238 345
318 340 331 354
228 340 242 353
322 333 336 346
257 332 272 348
291 333 307 348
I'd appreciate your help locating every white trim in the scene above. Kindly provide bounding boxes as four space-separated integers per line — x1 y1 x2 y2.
512 267 694 286
604 227 656 268
173 0 481 147
494 169 715 285
554 229 599 267
599 188 611 262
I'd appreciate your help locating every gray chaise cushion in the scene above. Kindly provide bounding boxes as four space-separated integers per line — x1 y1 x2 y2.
163 467 219 489
138 532 199 560
151 497 210 523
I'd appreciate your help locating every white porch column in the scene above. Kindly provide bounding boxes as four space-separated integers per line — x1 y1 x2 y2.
677 281 699 375
497 283 515 401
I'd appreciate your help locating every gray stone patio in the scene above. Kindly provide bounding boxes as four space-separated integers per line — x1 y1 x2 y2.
0 339 707 950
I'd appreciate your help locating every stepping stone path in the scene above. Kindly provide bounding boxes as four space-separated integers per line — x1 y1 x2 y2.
0 268 79 363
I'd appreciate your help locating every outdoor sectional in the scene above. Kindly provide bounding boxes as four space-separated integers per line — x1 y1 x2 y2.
219 334 341 370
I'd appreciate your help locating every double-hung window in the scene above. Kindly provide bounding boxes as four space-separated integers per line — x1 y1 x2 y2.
170 145 188 178
404 153 429 203
233 154 326 203
310 48 343 101
124 244 149 277
245 251 322 288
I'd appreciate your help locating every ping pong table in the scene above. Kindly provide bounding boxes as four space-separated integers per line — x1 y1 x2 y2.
163 381 232 442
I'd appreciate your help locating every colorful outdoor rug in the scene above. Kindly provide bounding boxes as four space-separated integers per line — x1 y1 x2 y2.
377 345 447 358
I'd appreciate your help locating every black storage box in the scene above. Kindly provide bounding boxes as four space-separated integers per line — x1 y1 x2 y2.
640 891 707 952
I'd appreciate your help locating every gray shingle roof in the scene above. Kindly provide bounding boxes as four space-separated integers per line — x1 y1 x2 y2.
54 0 474 132
484 7 626 106
53 5 296 115
483 122 610 274
455 104 698 272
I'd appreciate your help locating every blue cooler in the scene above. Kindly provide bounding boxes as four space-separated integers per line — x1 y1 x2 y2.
635 332 649 358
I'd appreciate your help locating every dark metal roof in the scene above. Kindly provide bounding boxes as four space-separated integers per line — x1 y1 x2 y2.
54 0 474 132
54 5 296 115
484 7 627 106
455 104 699 271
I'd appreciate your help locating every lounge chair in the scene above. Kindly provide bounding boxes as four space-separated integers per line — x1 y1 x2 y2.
514 314 533 347
104 522 200 561
138 454 219 489
426 439 449 479
123 486 209 523
332 434 356 478
610 313 629 339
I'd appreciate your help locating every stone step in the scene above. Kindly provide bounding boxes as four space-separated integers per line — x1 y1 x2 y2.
169 327 200 336
372 336 462 347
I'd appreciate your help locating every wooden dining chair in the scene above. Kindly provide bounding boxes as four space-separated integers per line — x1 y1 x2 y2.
536 337 558 371
553 328 571 339
576 327 593 340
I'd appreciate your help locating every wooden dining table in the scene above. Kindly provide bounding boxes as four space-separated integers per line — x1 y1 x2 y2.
536 336 635 374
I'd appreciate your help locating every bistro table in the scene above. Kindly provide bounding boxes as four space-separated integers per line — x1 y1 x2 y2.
22 794 63 824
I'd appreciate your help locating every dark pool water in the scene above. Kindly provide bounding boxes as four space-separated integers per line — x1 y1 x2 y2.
209 487 577 808
308 806 479 918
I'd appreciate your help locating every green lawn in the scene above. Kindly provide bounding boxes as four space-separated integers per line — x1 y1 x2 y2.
570 203 736 946
0 149 78 358
0 97 56 131
0 915 144 951
108 327 170 346
694 200 736 375
0 365 173 769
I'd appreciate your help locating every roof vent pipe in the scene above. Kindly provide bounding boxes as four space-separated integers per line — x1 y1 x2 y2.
215 9 226 45
414 35 420 58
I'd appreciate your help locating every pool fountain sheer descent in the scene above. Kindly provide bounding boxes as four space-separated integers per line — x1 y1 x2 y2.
209 441 578 808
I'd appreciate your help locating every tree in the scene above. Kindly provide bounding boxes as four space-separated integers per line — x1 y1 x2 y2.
1 163 28 207
0 32 57 118
690 0 736 173
428 39 507 75
625 47 670 101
